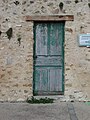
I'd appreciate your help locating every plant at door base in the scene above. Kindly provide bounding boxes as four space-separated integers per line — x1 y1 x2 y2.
26 97 54 104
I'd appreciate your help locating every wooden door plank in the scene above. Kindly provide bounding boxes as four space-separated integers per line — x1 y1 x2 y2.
36 23 48 55
35 68 48 92
49 68 62 92
35 56 62 66
49 22 64 55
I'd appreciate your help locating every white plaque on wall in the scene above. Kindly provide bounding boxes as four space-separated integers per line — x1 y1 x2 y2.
79 34 90 46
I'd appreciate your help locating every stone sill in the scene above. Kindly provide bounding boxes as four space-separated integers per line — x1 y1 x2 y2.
25 15 74 21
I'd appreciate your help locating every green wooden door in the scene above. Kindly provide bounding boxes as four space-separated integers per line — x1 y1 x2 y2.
33 22 65 95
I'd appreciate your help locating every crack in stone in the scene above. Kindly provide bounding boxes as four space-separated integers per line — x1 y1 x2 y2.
67 102 78 120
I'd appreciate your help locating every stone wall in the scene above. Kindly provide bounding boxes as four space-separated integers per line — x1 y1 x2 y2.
0 0 90 101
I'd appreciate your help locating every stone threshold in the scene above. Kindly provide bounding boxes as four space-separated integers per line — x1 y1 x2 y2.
33 96 90 102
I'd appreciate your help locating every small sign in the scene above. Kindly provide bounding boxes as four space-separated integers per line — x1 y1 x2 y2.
79 34 90 46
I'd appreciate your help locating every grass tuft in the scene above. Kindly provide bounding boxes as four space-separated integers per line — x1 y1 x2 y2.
26 96 54 104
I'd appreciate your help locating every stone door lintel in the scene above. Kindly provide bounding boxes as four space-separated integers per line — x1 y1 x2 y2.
25 15 74 21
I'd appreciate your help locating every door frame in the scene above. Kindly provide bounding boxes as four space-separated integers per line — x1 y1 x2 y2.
25 15 74 96
33 21 65 95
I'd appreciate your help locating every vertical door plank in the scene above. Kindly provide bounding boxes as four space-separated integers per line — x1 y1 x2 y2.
40 68 48 91
49 68 62 92
35 68 48 92
34 68 40 91
49 69 56 91
36 24 48 55
49 23 63 55
55 68 62 91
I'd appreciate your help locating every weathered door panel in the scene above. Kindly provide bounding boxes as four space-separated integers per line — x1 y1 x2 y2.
36 24 48 56
34 22 64 95
49 68 62 91
49 23 63 55
35 56 62 66
34 68 48 92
